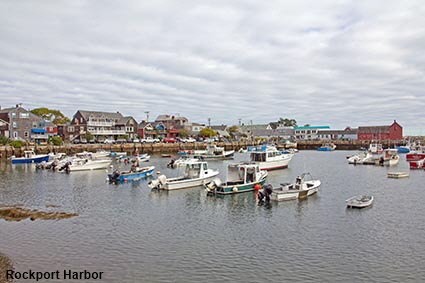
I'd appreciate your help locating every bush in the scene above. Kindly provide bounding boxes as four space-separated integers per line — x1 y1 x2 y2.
9 140 24 148
49 136 63 146
0 135 9 145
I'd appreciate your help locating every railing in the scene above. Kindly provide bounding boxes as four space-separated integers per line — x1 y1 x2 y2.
91 129 126 135
87 121 114 127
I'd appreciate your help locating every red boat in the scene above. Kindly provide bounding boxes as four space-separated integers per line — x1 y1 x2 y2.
406 153 425 161
409 159 425 169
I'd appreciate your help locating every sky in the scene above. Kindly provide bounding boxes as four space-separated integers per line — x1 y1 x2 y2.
0 0 424 135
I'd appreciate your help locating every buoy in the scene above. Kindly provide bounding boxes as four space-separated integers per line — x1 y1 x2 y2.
232 186 238 192
254 184 261 190
157 171 161 174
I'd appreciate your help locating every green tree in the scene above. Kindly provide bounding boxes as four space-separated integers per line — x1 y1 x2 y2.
178 129 189 138
278 118 297 127
30 108 71 125
199 128 217 137
9 140 24 148
86 132 94 141
48 136 63 146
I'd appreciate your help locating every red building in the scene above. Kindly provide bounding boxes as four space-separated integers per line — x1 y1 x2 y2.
358 120 403 140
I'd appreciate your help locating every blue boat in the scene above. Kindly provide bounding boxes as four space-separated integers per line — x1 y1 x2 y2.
11 151 50 164
108 166 155 183
317 143 336 151
395 146 410 153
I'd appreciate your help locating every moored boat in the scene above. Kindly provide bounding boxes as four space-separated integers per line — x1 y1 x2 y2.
108 166 155 182
249 145 293 170
409 159 425 169
317 143 336 151
205 162 268 195
346 195 374 208
189 144 234 160
59 159 112 172
347 151 372 164
377 149 399 166
11 151 49 164
369 143 383 154
270 173 321 201
148 161 219 190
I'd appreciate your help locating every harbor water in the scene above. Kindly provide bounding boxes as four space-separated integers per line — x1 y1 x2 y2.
1 151 424 282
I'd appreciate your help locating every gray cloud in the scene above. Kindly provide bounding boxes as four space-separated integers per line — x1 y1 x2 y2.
0 0 424 134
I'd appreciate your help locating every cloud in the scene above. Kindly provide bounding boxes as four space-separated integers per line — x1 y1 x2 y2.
0 0 424 132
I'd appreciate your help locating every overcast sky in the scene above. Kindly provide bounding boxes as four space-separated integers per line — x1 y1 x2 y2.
0 0 424 134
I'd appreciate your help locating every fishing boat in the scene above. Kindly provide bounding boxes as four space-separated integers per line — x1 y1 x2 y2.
167 156 200 168
205 163 268 195
409 159 425 169
369 143 383 154
11 151 50 164
347 151 373 164
406 151 425 162
395 146 410 153
59 159 112 172
109 151 127 157
377 149 399 166
189 144 235 160
270 173 321 201
137 154 150 162
108 166 155 182
249 145 293 170
346 195 374 208
148 161 219 190
317 143 336 151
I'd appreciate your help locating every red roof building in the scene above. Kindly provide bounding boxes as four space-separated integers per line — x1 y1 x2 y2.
358 120 402 141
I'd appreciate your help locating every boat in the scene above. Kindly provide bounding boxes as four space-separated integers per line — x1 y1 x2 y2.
368 143 383 154
161 154 173 158
409 159 425 169
59 159 112 172
406 152 425 162
249 145 293 170
109 151 127 157
75 151 111 160
377 149 399 166
347 151 373 164
205 162 268 195
167 156 200 168
387 172 409 178
148 161 219 190
395 146 410 153
189 144 235 160
238 148 248 153
11 151 50 164
137 154 150 162
346 195 374 208
317 143 336 151
108 166 155 182
270 173 321 201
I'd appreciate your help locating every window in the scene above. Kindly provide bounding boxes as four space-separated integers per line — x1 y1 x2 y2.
12 122 17 128
11 113 16 118
13 132 18 138
20 113 29 118
24 132 29 138
203 164 207 171
68 126 74 132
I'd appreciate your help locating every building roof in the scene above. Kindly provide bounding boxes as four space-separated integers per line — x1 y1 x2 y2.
116 116 137 125
0 107 16 113
215 129 230 137
295 126 330 130
253 129 295 137
138 121 165 129
77 110 123 120
155 115 188 121
358 126 390 134
239 124 269 132
210 125 227 131
318 129 358 135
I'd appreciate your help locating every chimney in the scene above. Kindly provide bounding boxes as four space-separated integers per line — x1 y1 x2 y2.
16 104 19 108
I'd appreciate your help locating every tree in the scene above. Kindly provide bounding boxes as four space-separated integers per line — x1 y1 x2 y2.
48 136 63 146
86 132 94 141
30 108 70 125
178 129 189 138
0 135 9 145
199 128 217 137
278 118 297 127
228 125 239 134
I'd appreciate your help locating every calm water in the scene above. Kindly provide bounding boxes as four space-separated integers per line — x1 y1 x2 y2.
1 151 424 283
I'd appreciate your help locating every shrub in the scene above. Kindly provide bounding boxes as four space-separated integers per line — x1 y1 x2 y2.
49 136 63 146
9 140 24 148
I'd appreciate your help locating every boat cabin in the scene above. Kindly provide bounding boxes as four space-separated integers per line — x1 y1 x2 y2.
250 146 283 162
369 144 383 154
23 151 36 158
226 163 261 185
184 161 209 179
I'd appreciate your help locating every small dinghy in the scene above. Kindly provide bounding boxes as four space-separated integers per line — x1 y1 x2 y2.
346 195 374 208
108 166 155 183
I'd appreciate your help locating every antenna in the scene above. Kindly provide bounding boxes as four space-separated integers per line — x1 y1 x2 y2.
144 111 150 122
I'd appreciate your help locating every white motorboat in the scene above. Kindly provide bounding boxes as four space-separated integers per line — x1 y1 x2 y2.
250 145 293 170
190 144 235 160
346 195 374 208
377 149 399 166
347 151 373 164
60 159 112 172
148 161 219 190
270 173 321 201
168 156 200 168
369 144 383 154
75 151 111 160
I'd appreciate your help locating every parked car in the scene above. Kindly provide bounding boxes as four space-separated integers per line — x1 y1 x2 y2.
163 137 177 143
141 137 160 143
133 138 140 143
116 138 127 144
181 137 196 143
104 139 115 144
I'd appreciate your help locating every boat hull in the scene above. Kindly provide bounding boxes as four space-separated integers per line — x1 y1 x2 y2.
110 167 155 182
215 178 267 195
271 180 321 201
396 147 410 153
69 160 111 171
317 147 334 151
257 158 291 170
406 153 425 162
164 171 219 190
11 155 49 164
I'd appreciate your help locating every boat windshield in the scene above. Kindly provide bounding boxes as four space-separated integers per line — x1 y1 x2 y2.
185 163 201 178
251 152 266 162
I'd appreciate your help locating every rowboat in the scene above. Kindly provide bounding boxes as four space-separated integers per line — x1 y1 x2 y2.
346 195 374 208
270 173 321 201
317 143 336 151
148 161 219 190
11 151 49 164
205 163 268 195
108 166 155 182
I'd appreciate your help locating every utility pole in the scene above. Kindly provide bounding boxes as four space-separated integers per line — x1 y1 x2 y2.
144 111 150 122
250 120 253 141
238 118 241 126
208 118 211 128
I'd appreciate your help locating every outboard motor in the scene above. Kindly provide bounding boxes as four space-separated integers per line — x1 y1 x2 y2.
167 159 176 168
148 175 167 190
109 170 121 182
205 177 222 195
258 184 273 203
59 161 72 173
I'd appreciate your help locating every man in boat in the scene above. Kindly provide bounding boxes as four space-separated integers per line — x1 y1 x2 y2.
295 176 302 190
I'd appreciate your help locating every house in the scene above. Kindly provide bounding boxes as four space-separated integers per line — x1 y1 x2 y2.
317 127 358 140
294 126 330 140
358 120 402 141
137 121 167 139
239 124 269 137
184 122 205 136
252 128 295 139
45 121 58 137
155 115 188 138
0 118 9 138
69 110 137 142
0 104 46 143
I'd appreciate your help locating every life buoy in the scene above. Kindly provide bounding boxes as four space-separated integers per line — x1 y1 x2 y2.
232 186 238 192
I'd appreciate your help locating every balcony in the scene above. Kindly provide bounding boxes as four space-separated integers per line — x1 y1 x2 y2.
91 129 126 135
87 121 114 127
